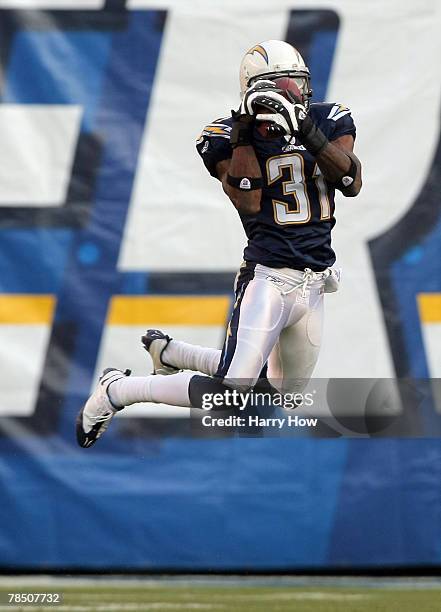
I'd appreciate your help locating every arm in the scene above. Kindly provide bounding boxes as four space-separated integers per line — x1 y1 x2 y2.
215 148 262 215
201 81 286 215
251 91 362 198
315 134 362 197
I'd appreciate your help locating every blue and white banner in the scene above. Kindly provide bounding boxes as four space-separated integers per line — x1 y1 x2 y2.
0 0 441 570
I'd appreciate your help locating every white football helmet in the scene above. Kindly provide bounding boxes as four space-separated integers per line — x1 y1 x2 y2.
239 40 312 107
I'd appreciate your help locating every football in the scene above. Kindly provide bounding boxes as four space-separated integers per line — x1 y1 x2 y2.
272 76 303 104
256 77 303 137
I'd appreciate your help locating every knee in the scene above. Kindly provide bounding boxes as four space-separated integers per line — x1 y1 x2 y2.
189 374 259 411
189 375 253 410
278 378 310 396
222 377 254 393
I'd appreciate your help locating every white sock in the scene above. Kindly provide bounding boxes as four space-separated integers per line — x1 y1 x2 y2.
162 340 221 376
109 371 194 408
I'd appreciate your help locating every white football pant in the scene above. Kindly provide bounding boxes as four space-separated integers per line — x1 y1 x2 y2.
164 262 339 394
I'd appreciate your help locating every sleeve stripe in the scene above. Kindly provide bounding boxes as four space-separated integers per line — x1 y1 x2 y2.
206 124 231 131
202 125 231 137
327 104 351 121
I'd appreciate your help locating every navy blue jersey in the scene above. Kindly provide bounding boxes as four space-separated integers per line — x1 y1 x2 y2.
196 103 356 271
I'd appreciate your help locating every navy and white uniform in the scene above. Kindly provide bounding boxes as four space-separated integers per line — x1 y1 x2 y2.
196 103 356 391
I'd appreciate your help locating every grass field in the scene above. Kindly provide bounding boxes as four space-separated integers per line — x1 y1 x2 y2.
1 578 441 612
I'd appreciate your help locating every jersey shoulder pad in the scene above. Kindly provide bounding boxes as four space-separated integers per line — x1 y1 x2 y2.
309 102 356 140
196 116 232 178
325 103 352 122
309 102 351 122
196 116 232 143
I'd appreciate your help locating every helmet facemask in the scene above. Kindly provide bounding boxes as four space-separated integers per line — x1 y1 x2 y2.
248 72 312 109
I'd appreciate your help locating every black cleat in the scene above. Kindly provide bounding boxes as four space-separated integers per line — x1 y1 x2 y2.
141 329 180 375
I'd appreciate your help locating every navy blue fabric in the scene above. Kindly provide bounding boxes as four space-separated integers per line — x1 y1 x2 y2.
215 262 256 379
1 439 441 570
196 104 356 272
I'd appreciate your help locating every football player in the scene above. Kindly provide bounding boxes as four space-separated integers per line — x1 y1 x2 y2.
76 40 362 448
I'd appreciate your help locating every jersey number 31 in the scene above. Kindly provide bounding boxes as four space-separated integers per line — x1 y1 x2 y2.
267 153 331 224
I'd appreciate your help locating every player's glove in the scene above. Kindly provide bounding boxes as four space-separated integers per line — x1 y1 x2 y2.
239 79 281 116
255 91 330 155
229 110 254 148
254 90 304 136
230 80 283 148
